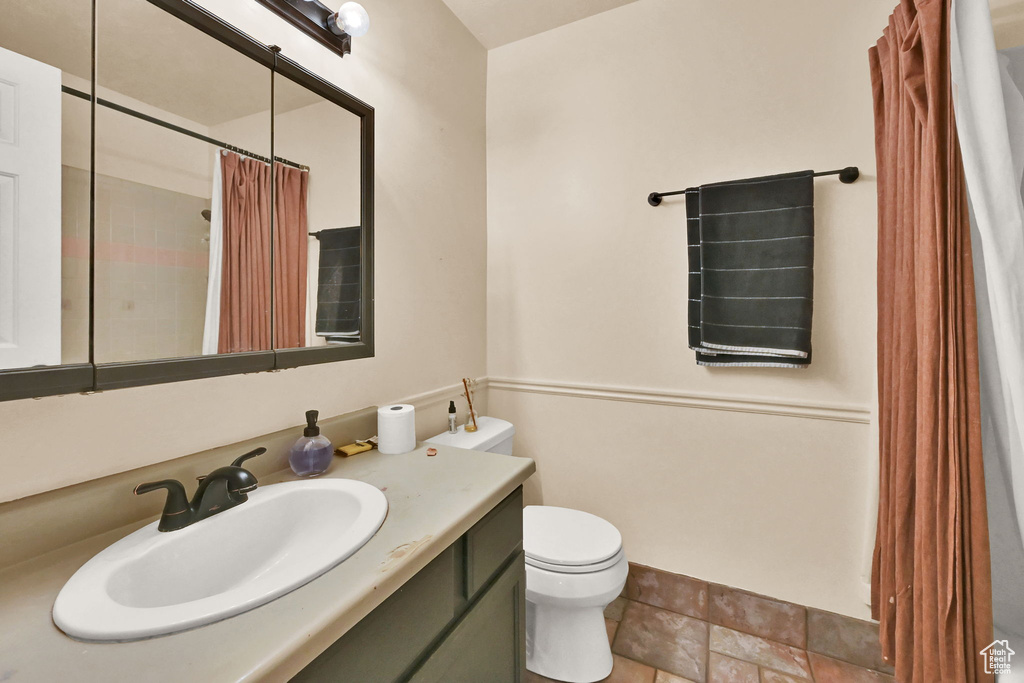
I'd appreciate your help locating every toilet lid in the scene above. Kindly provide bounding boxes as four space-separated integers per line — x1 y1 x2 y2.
523 506 622 567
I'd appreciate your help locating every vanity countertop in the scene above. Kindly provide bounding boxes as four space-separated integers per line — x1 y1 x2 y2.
0 444 535 682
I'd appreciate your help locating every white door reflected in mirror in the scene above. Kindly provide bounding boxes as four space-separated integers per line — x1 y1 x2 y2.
0 46 62 370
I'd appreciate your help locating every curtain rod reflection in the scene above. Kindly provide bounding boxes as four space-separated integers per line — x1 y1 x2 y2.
61 85 309 171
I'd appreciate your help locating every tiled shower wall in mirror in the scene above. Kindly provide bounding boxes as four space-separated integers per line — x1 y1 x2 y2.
61 166 211 364
61 166 90 364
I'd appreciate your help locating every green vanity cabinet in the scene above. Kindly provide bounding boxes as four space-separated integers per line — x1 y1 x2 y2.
292 487 526 682
406 554 525 683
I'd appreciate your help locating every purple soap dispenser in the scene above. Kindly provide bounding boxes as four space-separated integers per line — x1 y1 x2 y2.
289 410 333 477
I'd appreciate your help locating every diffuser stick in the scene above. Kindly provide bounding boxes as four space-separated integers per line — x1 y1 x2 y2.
462 378 478 432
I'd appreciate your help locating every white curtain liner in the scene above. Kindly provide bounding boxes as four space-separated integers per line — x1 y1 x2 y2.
951 0 1024 641
201 150 225 355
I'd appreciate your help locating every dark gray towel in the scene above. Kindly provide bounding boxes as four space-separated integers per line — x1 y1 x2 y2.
686 171 813 368
685 187 703 351
315 226 361 343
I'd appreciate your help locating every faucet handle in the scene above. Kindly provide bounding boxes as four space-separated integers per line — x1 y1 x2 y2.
231 446 266 468
133 479 191 532
134 479 186 503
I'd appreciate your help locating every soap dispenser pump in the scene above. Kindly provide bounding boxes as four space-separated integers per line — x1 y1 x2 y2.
289 410 333 477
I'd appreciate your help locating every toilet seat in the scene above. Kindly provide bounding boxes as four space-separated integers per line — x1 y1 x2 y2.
524 506 623 574
526 547 625 574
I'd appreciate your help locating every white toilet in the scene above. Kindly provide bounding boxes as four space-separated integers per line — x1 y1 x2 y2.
427 417 628 683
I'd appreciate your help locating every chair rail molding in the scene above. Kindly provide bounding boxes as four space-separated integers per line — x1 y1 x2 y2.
485 377 871 424
388 378 490 412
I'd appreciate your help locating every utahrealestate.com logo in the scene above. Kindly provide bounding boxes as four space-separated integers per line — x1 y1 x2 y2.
981 640 1016 675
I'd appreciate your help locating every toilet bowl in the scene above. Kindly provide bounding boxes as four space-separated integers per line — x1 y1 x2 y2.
426 418 627 683
524 505 627 683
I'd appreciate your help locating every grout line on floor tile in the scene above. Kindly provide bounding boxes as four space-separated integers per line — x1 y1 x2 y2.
705 619 711 683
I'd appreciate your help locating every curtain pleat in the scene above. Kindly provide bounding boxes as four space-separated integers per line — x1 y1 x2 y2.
869 2 993 682
273 163 309 350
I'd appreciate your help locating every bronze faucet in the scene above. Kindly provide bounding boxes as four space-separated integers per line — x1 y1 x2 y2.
134 447 266 532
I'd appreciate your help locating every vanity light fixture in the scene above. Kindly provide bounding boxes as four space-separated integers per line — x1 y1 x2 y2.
254 0 369 58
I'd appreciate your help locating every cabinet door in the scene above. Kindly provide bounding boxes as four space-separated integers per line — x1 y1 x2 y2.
407 552 526 683
465 487 523 599
292 547 456 683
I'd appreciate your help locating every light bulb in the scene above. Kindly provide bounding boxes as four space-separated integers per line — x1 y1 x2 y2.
332 2 369 37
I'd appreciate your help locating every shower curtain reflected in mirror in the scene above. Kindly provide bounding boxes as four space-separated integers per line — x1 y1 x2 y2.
218 150 271 354
273 162 309 350
202 149 308 354
952 1 1024 673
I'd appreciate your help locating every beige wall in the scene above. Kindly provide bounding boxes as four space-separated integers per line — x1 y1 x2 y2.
5 0 892 622
0 0 487 503
486 0 892 618
992 0 1024 49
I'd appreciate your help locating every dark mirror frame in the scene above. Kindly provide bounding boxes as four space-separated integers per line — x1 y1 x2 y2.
0 0 374 402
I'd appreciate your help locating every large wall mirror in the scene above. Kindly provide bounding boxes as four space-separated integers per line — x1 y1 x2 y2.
0 0 373 401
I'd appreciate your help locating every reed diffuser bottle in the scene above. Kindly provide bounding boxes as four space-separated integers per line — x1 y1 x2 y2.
462 378 478 432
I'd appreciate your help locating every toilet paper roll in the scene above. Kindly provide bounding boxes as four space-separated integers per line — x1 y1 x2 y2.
378 404 416 454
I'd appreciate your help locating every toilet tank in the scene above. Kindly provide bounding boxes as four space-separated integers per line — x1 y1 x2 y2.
425 416 515 455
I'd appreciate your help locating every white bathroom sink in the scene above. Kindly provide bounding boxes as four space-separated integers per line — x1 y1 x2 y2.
52 478 388 642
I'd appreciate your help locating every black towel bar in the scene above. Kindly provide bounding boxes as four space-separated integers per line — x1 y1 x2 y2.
647 166 859 206
309 226 360 239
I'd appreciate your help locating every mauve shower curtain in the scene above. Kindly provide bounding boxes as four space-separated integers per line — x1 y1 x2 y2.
218 151 271 354
870 1 993 682
273 162 308 349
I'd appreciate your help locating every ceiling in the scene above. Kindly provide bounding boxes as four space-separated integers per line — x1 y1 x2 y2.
445 0 1023 53
441 0 640 50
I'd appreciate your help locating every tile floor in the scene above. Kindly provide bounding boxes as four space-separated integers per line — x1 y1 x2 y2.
525 563 896 683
